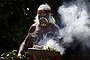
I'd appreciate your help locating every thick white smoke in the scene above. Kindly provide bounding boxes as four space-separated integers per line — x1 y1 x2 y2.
34 0 90 55
58 0 90 53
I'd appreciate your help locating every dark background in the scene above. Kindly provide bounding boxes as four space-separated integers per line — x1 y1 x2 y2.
1 0 90 57
0 0 64 54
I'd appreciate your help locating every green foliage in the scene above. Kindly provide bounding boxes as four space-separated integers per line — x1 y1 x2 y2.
0 50 30 60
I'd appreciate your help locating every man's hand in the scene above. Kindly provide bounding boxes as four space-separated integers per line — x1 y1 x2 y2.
18 53 21 57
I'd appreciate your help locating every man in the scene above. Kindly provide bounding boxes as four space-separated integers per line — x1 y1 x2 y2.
18 3 60 56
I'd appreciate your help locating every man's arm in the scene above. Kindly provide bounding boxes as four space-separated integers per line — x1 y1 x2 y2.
18 25 36 56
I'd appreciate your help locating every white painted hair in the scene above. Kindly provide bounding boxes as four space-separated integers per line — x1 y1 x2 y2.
37 3 51 11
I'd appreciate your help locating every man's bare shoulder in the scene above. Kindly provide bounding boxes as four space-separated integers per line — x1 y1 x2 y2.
28 23 37 33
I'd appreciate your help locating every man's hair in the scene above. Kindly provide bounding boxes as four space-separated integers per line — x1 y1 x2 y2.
34 3 56 24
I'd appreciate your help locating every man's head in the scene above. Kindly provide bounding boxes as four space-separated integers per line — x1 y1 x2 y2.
34 3 56 24
37 3 51 21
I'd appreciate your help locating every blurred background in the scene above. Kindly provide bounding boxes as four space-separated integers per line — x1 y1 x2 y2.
0 0 64 55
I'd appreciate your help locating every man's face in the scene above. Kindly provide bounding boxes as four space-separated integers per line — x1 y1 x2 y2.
37 10 50 20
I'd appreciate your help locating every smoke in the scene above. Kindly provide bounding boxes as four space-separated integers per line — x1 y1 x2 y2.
43 39 65 55
57 0 90 54
34 0 90 55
